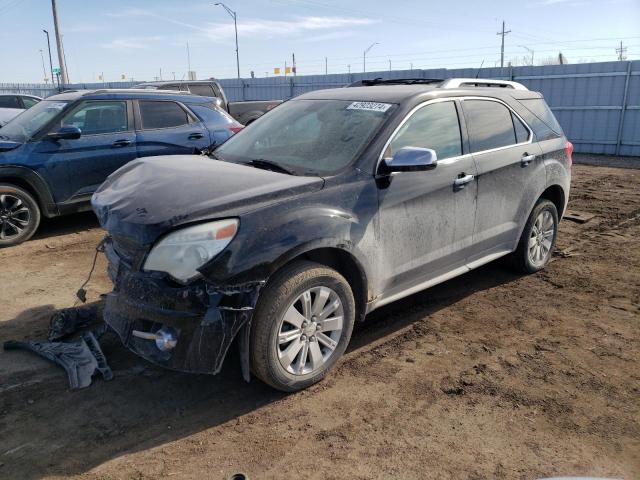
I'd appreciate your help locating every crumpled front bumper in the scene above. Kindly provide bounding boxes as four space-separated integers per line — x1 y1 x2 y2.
103 238 263 376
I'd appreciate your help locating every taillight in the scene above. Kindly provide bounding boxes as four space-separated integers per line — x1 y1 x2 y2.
229 125 244 134
565 141 573 167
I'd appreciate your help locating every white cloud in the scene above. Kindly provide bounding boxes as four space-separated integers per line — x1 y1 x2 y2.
101 36 164 50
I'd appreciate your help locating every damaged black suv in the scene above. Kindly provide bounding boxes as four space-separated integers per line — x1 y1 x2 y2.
93 78 572 392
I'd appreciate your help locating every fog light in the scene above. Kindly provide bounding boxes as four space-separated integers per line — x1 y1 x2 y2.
132 326 178 351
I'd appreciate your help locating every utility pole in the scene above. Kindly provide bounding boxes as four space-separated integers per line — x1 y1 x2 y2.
496 20 511 69
363 42 379 73
39 49 48 83
389 59 391 71
50 0 69 84
172 71 176 80
347 64 351 74
616 41 627 61
292 53 296 76
42 30 56 88
214 3 240 78
325 57 328 75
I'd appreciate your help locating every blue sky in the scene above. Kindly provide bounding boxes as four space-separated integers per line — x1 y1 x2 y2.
0 0 638 83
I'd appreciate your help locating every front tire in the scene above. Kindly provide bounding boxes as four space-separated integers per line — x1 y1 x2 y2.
0 184 41 247
509 199 558 273
250 260 355 392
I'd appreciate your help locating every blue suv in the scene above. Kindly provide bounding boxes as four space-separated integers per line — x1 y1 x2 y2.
0 89 243 246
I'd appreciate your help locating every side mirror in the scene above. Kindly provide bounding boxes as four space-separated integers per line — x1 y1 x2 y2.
384 146 438 172
48 125 81 141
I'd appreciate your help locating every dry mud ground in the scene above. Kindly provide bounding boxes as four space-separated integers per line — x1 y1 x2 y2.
0 163 638 480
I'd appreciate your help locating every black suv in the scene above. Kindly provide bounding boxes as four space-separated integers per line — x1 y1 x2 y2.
93 78 572 392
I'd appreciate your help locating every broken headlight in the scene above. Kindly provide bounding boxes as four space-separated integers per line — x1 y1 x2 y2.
144 219 239 283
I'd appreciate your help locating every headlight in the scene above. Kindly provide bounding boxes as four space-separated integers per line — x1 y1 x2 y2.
143 219 238 283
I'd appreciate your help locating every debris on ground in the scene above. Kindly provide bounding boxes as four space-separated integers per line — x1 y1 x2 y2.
4 306 113 390
563 209 596 223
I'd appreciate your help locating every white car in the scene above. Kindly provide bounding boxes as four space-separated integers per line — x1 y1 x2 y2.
0 94 42 127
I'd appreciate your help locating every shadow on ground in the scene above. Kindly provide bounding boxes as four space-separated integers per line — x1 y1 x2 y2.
0 261 521 480
32 211 100 241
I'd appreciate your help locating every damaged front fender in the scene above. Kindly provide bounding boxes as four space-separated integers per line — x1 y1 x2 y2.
103 239 264 378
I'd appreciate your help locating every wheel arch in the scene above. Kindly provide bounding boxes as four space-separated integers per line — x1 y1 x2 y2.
0 166 58 217
268 244 369 323
539 184 566 218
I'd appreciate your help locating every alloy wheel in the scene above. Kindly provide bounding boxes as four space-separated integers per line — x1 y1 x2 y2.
528 209 555 267
276 286 344 375
0 194 31 241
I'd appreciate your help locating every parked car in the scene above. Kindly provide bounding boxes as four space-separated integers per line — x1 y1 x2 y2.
133 80 282 125
92 78 572 392
0 94 41 127
0 89 242 246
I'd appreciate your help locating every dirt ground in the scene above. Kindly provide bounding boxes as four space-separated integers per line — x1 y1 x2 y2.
1 162 638 480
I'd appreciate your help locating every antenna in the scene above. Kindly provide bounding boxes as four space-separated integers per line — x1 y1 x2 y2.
475 60 485 78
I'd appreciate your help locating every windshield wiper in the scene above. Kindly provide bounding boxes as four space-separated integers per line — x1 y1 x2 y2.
245 159 296 175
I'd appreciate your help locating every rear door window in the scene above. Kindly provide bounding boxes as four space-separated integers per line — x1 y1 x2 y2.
0 96 21 108
512 112 530 143
139 101 191 129
518 98 563 136
386 101 462 160
188 84 215 97
464 99 516 152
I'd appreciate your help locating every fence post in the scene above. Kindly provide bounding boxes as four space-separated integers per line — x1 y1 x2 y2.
615 61 632 156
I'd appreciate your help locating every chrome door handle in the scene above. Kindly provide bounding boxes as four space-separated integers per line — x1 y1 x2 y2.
454 173 474 191
521 153 536 166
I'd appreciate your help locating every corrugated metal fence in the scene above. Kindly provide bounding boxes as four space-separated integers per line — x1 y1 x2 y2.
2 60 638 156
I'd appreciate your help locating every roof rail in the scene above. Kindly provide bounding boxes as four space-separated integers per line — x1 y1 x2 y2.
439 78 528 91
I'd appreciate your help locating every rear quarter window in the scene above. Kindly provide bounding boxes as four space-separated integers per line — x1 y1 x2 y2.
188 103 234 125
516 98 563 140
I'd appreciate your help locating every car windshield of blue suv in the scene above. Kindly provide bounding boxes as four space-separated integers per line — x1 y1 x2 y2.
0 100 70 142
213 99 395 175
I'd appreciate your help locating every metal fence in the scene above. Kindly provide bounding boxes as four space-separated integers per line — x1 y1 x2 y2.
2 60 638 156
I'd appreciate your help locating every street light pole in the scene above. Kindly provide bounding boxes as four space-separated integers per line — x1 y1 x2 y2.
39 49 48 83
363 42 379 73
214 2 240 78
43 29 56 89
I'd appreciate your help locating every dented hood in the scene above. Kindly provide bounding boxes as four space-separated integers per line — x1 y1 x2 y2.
92 155 324 244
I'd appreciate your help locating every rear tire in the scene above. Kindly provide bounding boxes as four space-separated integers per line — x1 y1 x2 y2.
509 199 558 273
0 184 41 247
250 260 355 392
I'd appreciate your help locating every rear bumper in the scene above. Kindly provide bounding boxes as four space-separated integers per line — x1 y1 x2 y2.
103 238 263 375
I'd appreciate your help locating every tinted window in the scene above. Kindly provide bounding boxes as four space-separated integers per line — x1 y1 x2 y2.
162 84 181 91
512 112 529 143
139 101 190 129
188 103 234 125
0 96 21 109
386 101 462 160
62 101 128 135
189 84 215 97
518 98 563 137
22 97 40 108
464 100 516 152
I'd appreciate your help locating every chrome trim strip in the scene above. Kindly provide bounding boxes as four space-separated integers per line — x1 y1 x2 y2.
377 96 535 170
440 78 528 90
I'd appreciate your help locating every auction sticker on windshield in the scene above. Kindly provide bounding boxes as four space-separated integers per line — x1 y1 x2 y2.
346 101 392 113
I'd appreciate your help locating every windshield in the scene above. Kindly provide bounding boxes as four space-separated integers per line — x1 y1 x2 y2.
0 100 70 142
214 99 394 175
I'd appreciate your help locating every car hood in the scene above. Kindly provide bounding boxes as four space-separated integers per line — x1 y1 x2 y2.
92 155 325 245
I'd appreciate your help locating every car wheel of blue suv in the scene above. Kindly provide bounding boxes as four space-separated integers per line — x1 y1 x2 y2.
0 184 41 247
